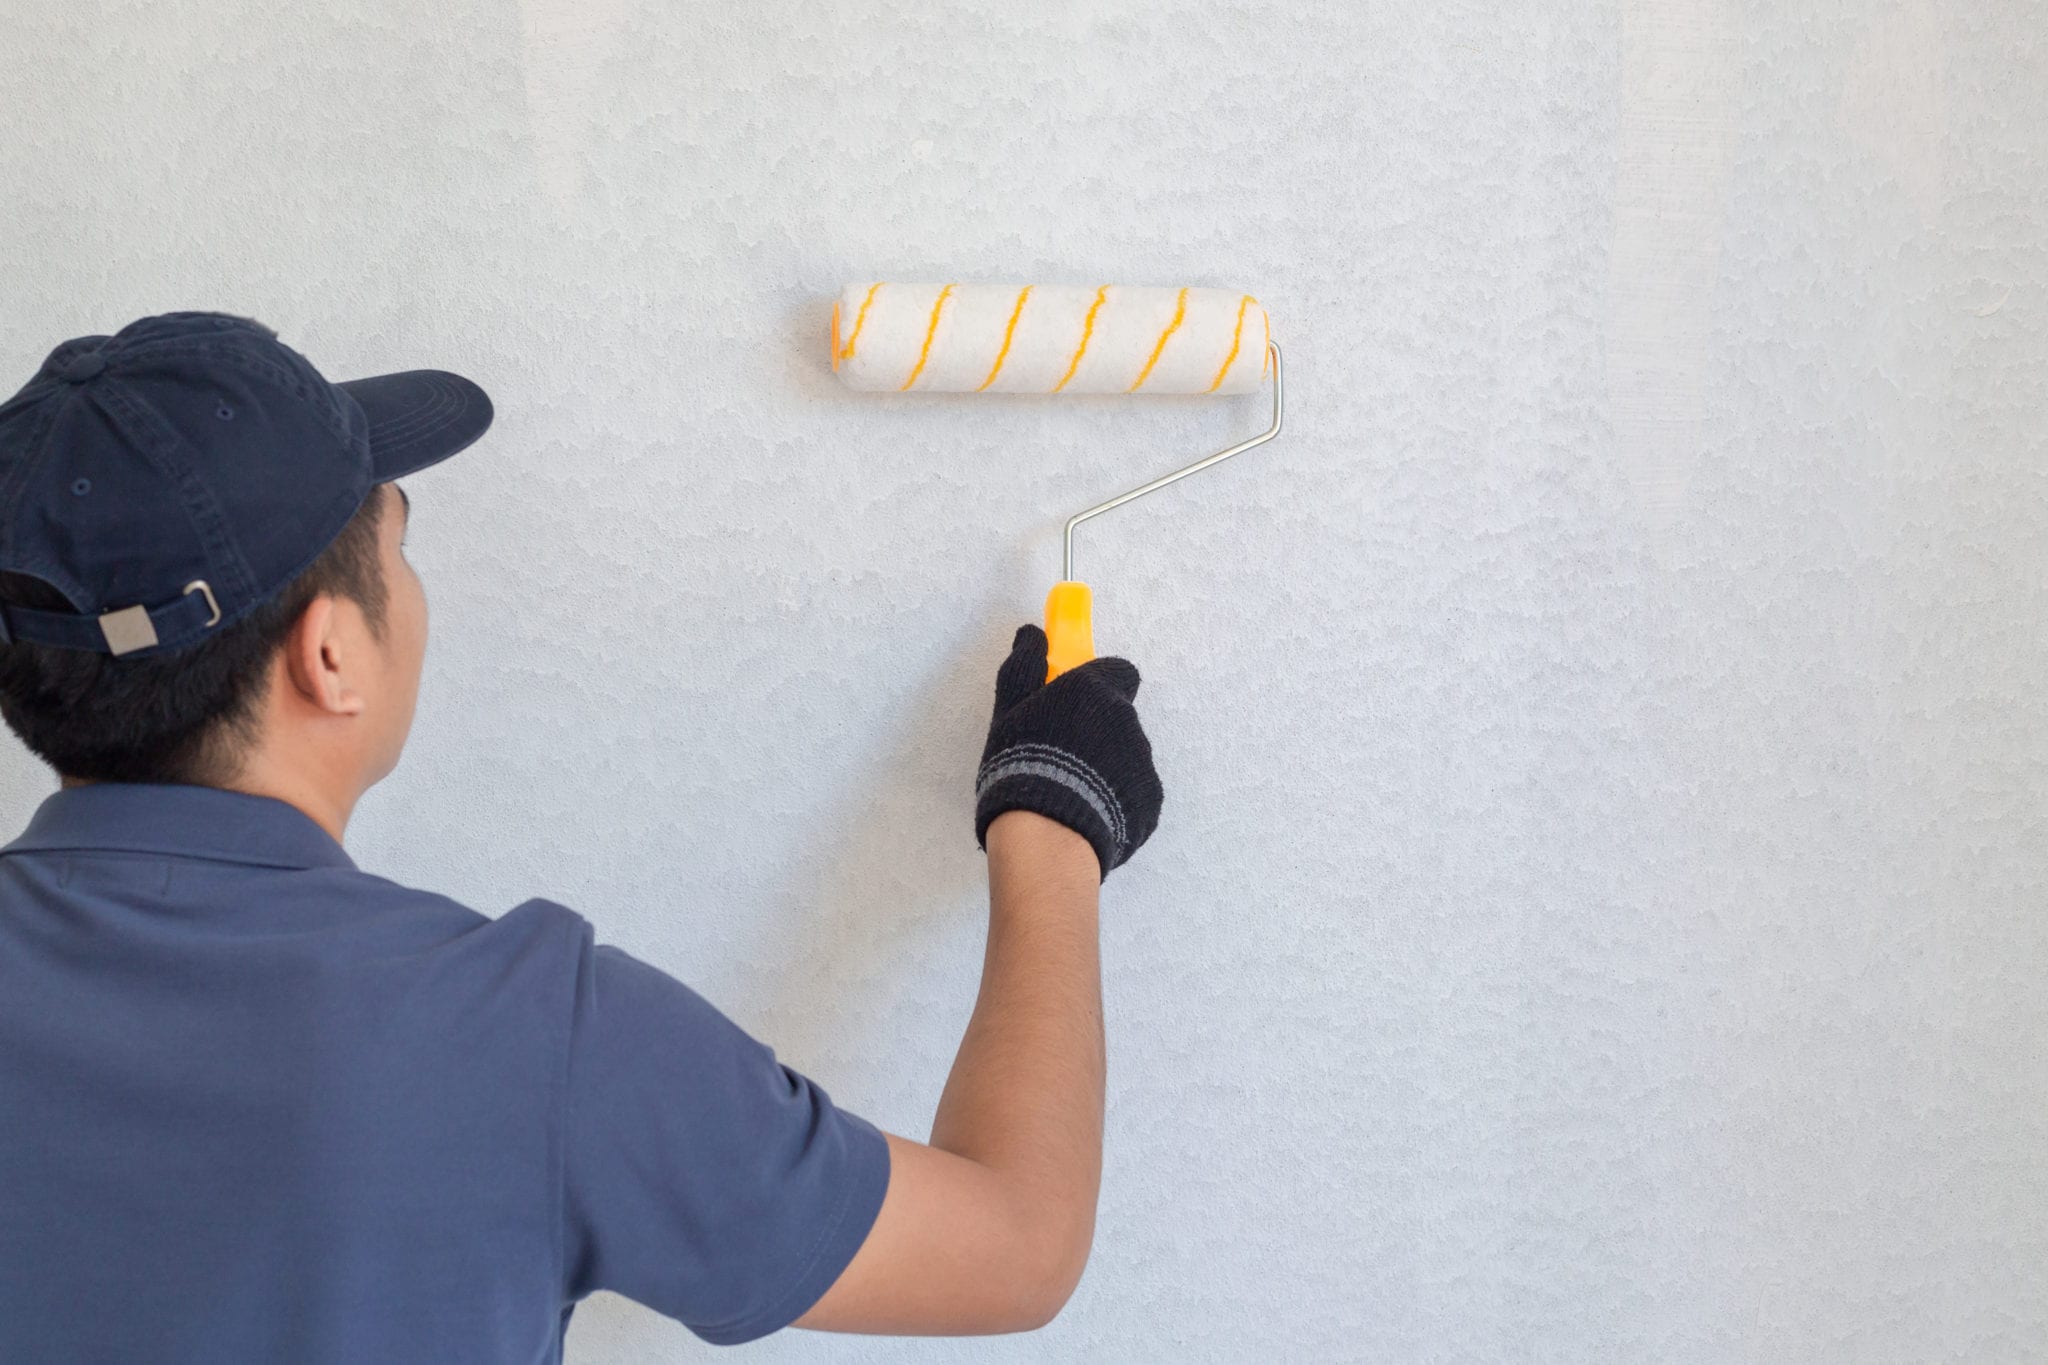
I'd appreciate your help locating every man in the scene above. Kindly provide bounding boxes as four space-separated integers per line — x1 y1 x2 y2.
0 311 1162 1360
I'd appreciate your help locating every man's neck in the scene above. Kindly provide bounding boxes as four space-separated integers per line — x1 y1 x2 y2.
227 766 356 844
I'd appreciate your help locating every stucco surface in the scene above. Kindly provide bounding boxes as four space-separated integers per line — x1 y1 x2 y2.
3 2 2045 1360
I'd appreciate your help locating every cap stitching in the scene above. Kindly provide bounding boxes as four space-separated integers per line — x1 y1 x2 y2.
358 374 458 437
360 370 455 428
359 373 464 445
0 377 63 426
109 337 359 452
0 400 94 607
366 391 462 447
86 379 258 606
148 481 365 652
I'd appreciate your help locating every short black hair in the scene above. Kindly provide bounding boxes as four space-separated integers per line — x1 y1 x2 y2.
0 488 389 785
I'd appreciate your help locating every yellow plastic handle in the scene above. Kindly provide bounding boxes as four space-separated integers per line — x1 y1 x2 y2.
1044 580 1095 681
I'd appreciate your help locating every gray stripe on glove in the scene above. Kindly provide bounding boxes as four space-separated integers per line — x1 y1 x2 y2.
975 744 1129 860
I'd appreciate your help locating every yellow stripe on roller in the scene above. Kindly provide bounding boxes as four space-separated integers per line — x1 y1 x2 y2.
1128 287 1189 392
837 283 882 363
976 285 1033 392
1205 294 1254 393
1051 286 1110 393
900 283 956 391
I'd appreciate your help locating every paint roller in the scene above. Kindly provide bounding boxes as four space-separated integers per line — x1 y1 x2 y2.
831 282 1284 679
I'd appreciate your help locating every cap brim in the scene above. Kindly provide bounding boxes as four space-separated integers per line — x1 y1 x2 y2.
336 369 494 481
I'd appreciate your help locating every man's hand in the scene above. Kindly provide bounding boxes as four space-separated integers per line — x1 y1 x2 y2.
974 624 1164 879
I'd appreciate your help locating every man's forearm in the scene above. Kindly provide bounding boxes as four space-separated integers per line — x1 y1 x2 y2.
929 809 1104 1299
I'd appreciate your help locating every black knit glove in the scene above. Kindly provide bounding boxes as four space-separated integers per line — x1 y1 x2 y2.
973 624 1163 880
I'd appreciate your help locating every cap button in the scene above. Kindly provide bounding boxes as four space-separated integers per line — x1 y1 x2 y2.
58 352 108 383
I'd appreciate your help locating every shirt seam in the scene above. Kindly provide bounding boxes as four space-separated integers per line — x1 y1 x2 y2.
549 911 589 1322
0 845 328 871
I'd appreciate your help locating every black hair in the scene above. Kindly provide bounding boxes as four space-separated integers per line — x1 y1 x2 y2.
0 489 388 785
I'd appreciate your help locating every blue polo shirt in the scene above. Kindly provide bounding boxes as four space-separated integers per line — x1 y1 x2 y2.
0 782 890 1362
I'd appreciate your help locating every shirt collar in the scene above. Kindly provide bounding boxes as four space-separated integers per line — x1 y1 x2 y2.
2 782 356 871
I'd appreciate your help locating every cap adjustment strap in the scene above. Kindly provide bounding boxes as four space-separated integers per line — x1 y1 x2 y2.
0 580 221 657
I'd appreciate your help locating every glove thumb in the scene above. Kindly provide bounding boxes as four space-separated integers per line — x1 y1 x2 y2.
992 624 1049 715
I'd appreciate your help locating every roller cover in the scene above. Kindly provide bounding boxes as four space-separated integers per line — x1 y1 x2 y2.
832 283 1271 395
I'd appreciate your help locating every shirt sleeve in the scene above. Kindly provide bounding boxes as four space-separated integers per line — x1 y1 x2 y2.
558 933 891 1344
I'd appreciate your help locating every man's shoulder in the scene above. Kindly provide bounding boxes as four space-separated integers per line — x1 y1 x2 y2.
306 872 600 1028
300 865 596 972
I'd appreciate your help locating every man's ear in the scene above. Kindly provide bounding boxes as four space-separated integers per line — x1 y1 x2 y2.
282 595 366 717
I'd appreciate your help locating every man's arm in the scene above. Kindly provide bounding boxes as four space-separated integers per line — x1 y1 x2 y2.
797 627 1161 1335
796 809 1102 1334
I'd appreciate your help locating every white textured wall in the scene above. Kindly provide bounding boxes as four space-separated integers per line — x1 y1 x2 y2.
5 2 2046 1360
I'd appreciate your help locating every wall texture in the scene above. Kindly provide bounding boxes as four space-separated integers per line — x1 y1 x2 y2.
4 1 2045 1360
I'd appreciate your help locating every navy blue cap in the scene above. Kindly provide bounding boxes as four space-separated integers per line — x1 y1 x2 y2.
0 311 492 657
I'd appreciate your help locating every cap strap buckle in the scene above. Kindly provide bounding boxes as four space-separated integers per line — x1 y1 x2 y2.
183 579 221 628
